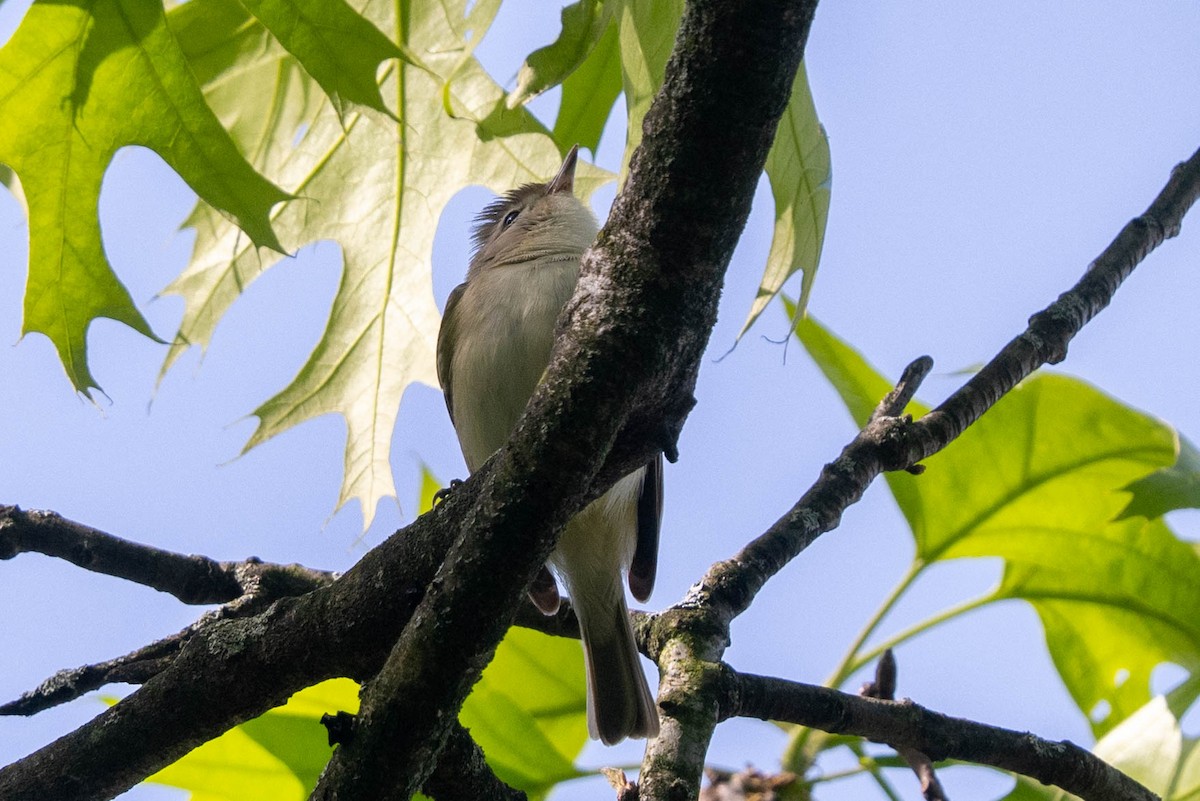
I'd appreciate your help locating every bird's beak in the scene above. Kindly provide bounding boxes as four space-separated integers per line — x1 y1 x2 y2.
546 144 579 195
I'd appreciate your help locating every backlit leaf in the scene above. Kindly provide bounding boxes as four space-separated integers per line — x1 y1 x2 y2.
741 65 830 336
507 0 610 111
0 0 288 392
797 316 1200 736
144 679 358 800
614 0 681 178
552 17 622 155
145 631 585 799
163 0 613 528
1118 434 1200 520
238 0 421 119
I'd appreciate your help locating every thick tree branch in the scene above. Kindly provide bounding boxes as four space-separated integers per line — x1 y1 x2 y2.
310 1 819 799
635 358 933 800
0 0 817 796
730 671 1156 801
422 723 527 801
0 503 572 716
0 501 452 800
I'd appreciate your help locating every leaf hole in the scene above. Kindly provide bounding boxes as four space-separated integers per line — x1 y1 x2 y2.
1150 662 1187 695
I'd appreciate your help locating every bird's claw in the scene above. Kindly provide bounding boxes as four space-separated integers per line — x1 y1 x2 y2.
432 478 464 507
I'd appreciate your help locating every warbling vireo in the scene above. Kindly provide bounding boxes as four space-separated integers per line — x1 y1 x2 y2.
437 145 661 745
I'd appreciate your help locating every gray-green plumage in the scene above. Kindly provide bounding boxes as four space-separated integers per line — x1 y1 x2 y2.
436 146 661 745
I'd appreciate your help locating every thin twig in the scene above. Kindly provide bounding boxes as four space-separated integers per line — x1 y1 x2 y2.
0 505 332 605
699 145 1200 627
0 505 334 714
860 650 947 801
1 559 333 715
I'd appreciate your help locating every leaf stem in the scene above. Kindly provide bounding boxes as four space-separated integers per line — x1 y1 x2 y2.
846 592 997 676
781 559 925 772
826 559 925 689
848 741 905 801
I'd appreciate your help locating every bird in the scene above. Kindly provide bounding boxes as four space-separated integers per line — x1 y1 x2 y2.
436 145 661 745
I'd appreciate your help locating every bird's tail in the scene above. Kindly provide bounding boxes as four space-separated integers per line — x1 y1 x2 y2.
577 591 659 746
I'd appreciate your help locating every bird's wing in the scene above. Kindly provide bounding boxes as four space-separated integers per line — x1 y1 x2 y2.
629 453 663 602
436 282 468 425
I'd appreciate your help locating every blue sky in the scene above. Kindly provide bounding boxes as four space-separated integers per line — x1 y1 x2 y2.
2 3 1200 799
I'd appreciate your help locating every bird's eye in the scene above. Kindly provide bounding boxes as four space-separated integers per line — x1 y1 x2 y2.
502 209 520 228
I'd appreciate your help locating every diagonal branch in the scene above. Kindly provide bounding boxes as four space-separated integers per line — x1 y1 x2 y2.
638 145 1200 800
0 0 818 797
1 562 334 716
706 144 1200 625
2 637 181 717
308 0 821 799
0 498 458 801
422 723 528 801
0 505 336 716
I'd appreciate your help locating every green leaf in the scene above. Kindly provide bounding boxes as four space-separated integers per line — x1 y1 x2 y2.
148 724 309 801
145 631 585 800
1095 697 1181 795
795 317 1174 561
162 0 613 528
507 0 609 110
998 696 1197 800
162 0 324 372
0 0 289 392
1118 434 1200 520
796 317 1200 736
995 776 1064 801
1007 516 1200 736
237 0 420 119
417 462 443 515
899 375 1175 564
145 678 358 800
168 0 321 172
552 17 622 154
460 628 588 798
615 0 683 178
790 309 922 428
740 65 830 337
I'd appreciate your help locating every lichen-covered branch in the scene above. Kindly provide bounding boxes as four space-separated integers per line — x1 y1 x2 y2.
309 0 820 798
1 562 334 716
0 505 335 716
422 723 527 801
0 502 453 800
